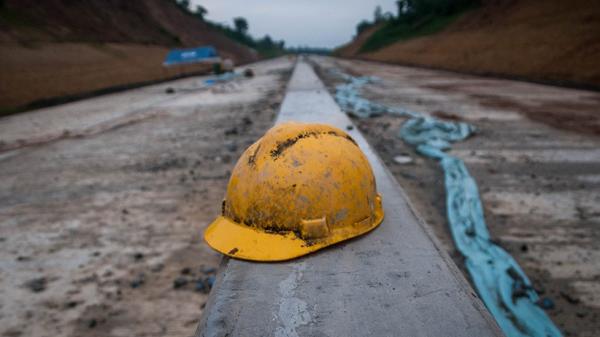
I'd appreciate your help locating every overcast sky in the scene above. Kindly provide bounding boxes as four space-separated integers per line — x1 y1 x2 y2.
191 0 398 48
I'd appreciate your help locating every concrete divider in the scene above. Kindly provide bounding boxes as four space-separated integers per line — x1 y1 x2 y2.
196 60 503 337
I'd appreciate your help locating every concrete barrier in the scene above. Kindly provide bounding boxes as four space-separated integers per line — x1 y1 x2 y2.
195 60 503 337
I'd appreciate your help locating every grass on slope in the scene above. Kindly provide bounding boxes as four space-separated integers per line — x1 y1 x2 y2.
359 9 473 53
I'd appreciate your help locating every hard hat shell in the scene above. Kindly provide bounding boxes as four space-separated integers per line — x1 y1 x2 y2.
204 122 384 261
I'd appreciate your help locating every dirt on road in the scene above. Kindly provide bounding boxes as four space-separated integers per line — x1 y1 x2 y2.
312 56 600 337
0 57 294 337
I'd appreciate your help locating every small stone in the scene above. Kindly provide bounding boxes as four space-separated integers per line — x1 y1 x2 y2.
538 297 555 310
224 127 238 136
180 267 192 275
133 252 144 261
560 291 580 305
225 141 237 152
24 277 46 293
200 267 216 274
88 319 97 329
165 87 175 94
393 154 413 165
242 116 253 125
65 301 79 309
520 244 528 252
130 274 145 288
206 276 216 288
195 280 207 293
346 125 354 130
173 277 188 289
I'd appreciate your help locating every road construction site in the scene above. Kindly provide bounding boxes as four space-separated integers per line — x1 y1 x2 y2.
1 55 599 337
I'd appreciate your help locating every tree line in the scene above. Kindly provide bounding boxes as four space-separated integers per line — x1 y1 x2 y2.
173 0 285 57
356 0 479 36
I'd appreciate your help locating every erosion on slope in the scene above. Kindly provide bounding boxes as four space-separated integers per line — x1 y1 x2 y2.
0 0 259 111
337 0 600 89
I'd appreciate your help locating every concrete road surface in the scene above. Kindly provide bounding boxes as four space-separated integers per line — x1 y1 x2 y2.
2 54 599 337
0 57 294 337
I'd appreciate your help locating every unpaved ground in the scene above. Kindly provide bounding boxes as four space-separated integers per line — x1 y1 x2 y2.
0 42 211 111
312 56 600 336
0 56 294 337
339 0 600 89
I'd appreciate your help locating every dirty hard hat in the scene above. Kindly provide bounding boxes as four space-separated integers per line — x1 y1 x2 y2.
204 122 384 261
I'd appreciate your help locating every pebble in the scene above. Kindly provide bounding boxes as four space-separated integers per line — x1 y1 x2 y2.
173 276 188 289
393 154 413 164
224 127 238 136
538 297 555 310
206 276 216 288
225 141 237 152
560 291 580 304
130 274 145 289
200 267 217 274
25 277 47 293
242 116 253 125
195 280 207 293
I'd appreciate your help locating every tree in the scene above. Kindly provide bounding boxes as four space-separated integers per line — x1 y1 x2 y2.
195 5 207 20
233 17 249 35
396 0 414 19
259 35 274 49
374 5 384 22
356 20 372 35
178 0 190 11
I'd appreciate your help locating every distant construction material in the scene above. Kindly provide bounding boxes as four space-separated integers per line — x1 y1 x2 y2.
334 73 562 337
163 46 219 66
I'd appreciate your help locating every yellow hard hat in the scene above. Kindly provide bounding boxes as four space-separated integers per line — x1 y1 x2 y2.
204 122 384 261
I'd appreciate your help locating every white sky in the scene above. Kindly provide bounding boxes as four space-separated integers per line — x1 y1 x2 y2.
191 0 398 48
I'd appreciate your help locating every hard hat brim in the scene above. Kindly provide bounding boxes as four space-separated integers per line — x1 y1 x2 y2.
204 205 384 262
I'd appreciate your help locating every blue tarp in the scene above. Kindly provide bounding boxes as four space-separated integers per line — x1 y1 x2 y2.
163 46 218 66
333 73 562 337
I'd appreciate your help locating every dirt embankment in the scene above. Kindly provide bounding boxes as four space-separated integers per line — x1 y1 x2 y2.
0 0 259 111
335 23 383 58
337 0 600 89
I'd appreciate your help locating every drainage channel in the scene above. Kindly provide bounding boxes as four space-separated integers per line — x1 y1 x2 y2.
195 59 502 337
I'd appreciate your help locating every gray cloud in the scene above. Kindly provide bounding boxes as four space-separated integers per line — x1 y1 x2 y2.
191 0 398 48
